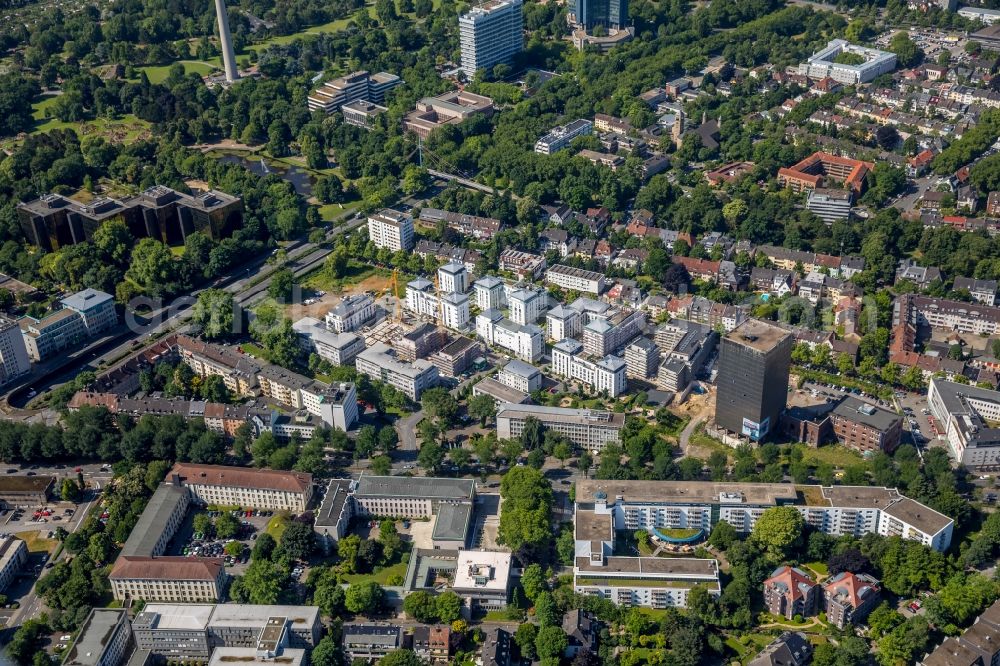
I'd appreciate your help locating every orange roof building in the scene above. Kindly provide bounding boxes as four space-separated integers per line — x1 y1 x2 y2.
110 556 226 602
777 152 874 194
763 566 819 620
823 572 881 629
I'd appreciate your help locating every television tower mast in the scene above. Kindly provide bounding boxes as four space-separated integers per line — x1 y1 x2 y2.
214 0 240 83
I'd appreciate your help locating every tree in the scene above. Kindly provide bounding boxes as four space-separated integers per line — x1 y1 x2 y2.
371 455 392 475
215 512 240 539
422 388 459 427
403 590 439 622
252 532 276 561
127 238 177 295
379 520 402 558
281 520 316 560
225 541 243 557
468 393 497 425
345 581 385 614
60 478 81 502
268 268 295 301
535 626 569 660
514 623 538 660
520 563 548 602
751 506 804 561
534 591 559 626
436 591 462 622
578 450 593 478
708 520 737 550
520 416 544 450
889 32 923 68
498 466 553 558
418 441 446 473
193 513 214 537
239 559 285 604
311 636 339 666
377 651 423 666
192 289 235 339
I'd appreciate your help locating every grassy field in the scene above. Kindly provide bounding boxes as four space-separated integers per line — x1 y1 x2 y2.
342 561 408 585
804 561 829 578
266 514 291 540
138 60 219 83
797 444 866 469
20 530 57 553
687 427 733 458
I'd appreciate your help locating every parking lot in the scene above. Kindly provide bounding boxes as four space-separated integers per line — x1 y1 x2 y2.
166 507 281 577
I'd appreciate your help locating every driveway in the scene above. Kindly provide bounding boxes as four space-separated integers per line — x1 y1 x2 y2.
678 412 708 455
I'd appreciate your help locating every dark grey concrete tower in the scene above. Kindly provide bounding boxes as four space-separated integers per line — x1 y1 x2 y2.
714 318 793 442
214 0 239 83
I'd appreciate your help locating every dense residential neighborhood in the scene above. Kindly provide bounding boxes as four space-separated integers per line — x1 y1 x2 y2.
5 0 1000 665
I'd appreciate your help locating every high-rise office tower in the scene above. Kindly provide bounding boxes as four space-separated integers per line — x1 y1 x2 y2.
714 319 792 442
570 0 628 31
459 0 525 79
214 0 240 83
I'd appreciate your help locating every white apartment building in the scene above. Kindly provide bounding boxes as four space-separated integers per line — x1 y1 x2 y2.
797 40 897 84
928 378 1000 471
0 536 26 592
508 286 547 325
404 279 469 330
355 342 440 401
324 294 376 333
582 308 645 357
368 209 414 251
546 264 606 294
551 339 627 397
440 292 471 330
301 382 359 432
110 556 226 602
458 0 524 78
0 315 30 387
168 463 314 512
438 261 469 294
624 337 659 380
496 404 625 450
476 309 543 362
546 304 582 341
497 359 542 393
61 288 117 337
473 276 506 310
292 317 366 366
406 278 441 319
576 480 954 553
535 119 594 155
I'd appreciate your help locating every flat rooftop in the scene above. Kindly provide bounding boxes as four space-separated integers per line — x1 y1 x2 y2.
64 609 127 666
474 377 528 404
724 318 791 353
354 475 475 500
207 647 306 666
575 509 612 542
575 556 719 578
576 480 800 506
208 605 319 630
453 550 512 592
0 475 54 493
880 497 953 535
496 404 625 428
134 603 214 631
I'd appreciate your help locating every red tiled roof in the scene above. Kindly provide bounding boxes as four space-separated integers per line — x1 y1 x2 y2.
823 572 879 609
110 556 224 581
764 566 816 603
169 463 312 493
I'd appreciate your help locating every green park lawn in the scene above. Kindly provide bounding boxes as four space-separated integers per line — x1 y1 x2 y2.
266 513 291 540
796 444 865 469
138 60 219 83
342 561 408 586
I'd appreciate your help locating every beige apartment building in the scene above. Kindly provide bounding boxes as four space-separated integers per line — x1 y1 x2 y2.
168 463 313 512
110 556 226 602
